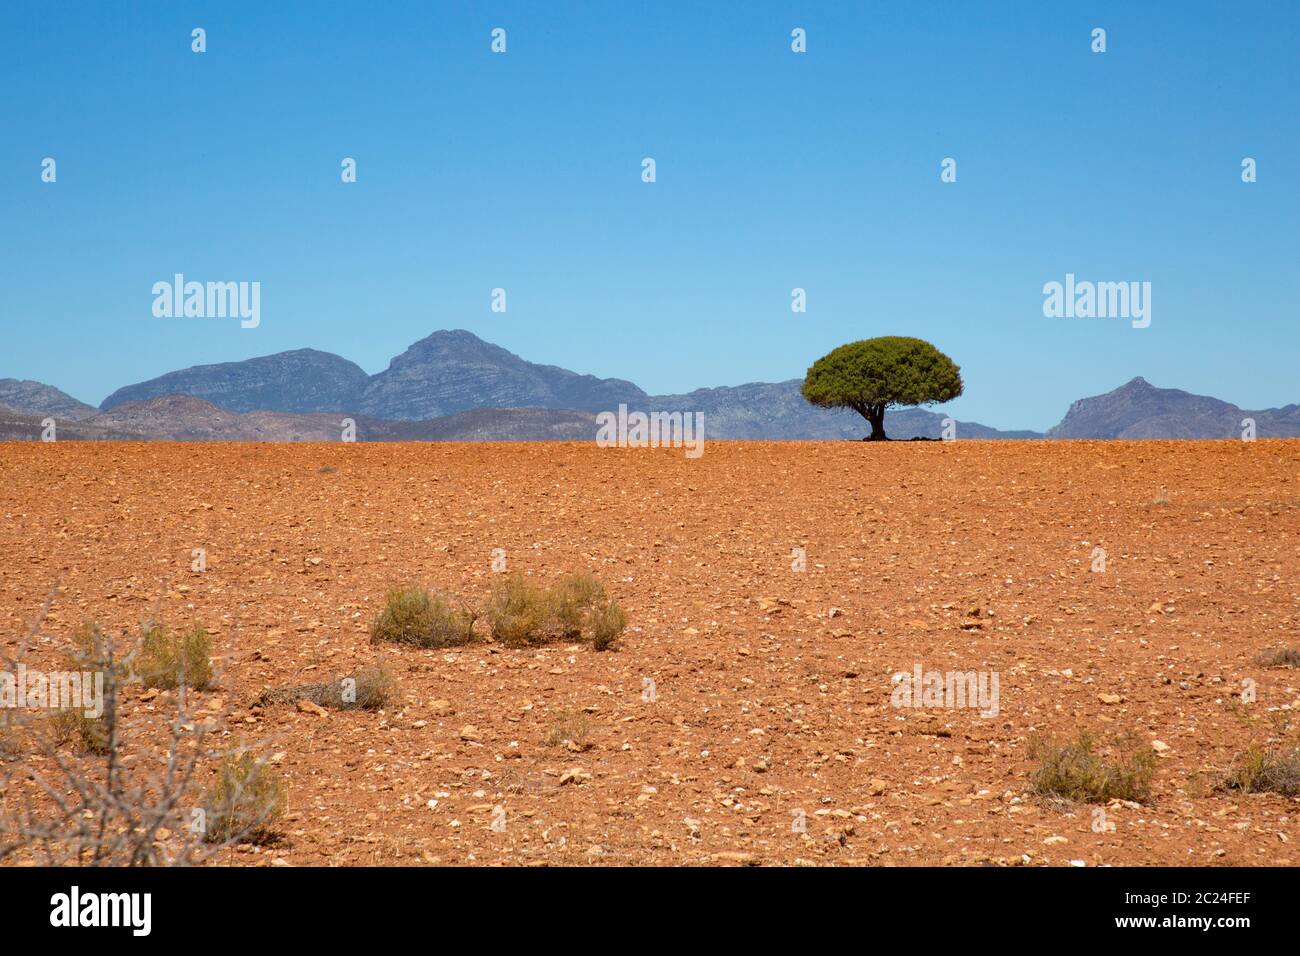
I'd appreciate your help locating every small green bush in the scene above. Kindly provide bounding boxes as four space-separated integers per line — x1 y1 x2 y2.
135 624 215 690
370 586 476 648
202 752 287 845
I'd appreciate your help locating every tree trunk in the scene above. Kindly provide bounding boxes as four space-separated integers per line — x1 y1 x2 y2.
861 403 888 441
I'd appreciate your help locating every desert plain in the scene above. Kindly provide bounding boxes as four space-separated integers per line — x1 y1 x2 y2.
1 439 1297 866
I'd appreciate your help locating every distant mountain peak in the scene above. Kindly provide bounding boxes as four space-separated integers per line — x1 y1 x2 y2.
359 329 646 420
0 378 98 420
421 328 483 343
405 328 490 350
100 349 369 414
1047 376 1300 439
386 329 514 369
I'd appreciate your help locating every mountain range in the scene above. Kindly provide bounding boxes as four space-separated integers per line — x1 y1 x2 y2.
1 330 1295 441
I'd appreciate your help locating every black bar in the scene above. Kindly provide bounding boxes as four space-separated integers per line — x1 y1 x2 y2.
3 865 1281 942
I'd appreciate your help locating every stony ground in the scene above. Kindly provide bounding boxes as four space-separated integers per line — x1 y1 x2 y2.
1 440 1297 866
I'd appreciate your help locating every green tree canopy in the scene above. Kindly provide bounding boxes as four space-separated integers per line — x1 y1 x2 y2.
801 336 963 441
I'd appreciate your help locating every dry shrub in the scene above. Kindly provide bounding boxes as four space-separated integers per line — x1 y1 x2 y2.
328 663 397 710
1029 731 1156 803
485 576 552 647
42 625 113 754
1217 714 1300 797
134 623 215 690
68 623 112 669
551 572 607 634
0 718 23 760
486 572 626 649
201 752 287 845
546 714 593 751
370 586 476 648
590 601 627 652
49 708 109 755
1219 743 1300 796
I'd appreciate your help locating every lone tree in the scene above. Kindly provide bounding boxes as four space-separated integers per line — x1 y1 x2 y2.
801 337 963 441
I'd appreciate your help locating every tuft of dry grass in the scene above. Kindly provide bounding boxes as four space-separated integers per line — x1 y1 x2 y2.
134 623 215 690
1218 740 1300 797
545 714 593 751
201 752 287 845
550 572 607 634
0 718 23 760
484 575 552 647
370 586 476 648
49 708 110 755
1029 731 1156 804
485 572 626 649
1219 747 1300 796
331 663 397 710
590 601 627 652
48 624 115 753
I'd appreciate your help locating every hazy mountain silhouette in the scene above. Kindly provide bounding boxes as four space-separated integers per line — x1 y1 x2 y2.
1047 376 1300 439
100 349 369 414
5 333 1295 441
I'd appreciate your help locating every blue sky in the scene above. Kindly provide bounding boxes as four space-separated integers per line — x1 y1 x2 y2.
2 1 1296 430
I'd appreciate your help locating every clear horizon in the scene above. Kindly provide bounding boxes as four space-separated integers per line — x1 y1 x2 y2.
3 1 1297 431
